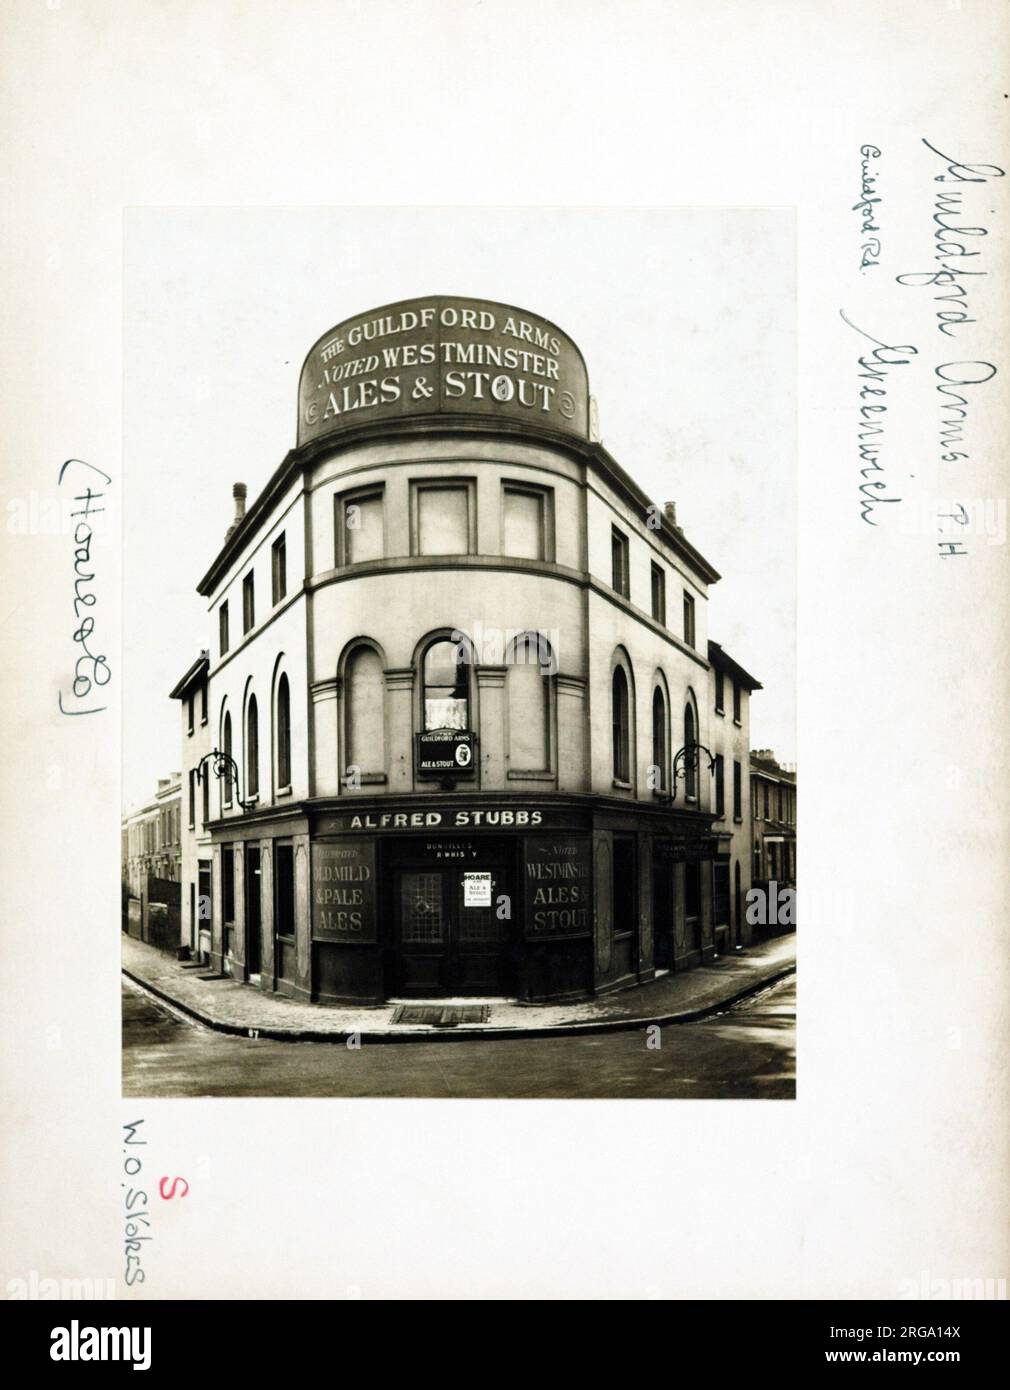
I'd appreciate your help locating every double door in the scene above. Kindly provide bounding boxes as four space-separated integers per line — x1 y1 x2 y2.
395 860 513 997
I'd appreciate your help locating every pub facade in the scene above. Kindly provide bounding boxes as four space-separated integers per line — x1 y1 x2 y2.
179 296 760 1003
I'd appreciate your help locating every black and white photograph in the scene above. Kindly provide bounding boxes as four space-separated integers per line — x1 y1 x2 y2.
3 0 1007 1335
119 208 796 1099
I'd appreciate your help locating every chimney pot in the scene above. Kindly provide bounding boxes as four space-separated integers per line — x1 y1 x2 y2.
226 482 248 541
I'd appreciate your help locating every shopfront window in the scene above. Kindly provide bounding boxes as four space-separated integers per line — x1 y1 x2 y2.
423 638 469 731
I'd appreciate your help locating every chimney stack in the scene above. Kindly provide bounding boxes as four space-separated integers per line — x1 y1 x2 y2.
226 482 248 541
663 500 681 531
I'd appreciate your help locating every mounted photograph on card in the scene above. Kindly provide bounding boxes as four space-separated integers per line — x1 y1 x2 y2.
120 206 796 1099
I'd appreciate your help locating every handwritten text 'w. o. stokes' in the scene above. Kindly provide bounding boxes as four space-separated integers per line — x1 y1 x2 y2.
58 458 111 716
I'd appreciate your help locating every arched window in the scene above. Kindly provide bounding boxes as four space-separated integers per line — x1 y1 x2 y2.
222 710 233 808
423 638 469 731
507 634 551 773
246 694 259 799
276 673 291 790
345 645 386 776
612 666 630 783
651 685 668 791
684 701 697 799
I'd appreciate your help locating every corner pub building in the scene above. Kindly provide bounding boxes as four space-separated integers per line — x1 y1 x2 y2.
171 296 762 1005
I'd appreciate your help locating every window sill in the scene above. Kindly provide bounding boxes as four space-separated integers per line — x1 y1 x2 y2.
733 816 743 824
733 719 742 728
276 784 293 798
714 707 724 717
201 716 208 726
611 778 632 791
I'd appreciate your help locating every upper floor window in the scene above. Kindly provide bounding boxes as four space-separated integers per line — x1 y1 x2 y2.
186 692 194 736
336 487 384 566
650 562 666 625
502 484 552 561
276 673 291 790
714 668 724 713
507 634 552 773
242 571 255 635
219 602 229 657
651 685 668 791
222 711 233 809
200 677 208 725
611 526 630 598
423 638 470 731
715 754 725 817
344 645 386 780
612 665 630 783
188 770 196 829
413 481 474 556
684 701 698 800
271 533 287 605
733 760 743 820
732 680 741 723
246 694 259 800
683 591 696 648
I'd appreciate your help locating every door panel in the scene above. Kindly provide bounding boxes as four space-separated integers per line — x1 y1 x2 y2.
397 870 449 995
395 862 513 997
454 869 510 994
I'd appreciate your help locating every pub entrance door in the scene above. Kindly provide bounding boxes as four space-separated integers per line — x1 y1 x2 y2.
394 857 514 997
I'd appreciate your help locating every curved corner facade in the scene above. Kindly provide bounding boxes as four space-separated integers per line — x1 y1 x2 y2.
172 295 761 1004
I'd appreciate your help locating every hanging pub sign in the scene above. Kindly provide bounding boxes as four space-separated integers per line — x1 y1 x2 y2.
416 729 477 778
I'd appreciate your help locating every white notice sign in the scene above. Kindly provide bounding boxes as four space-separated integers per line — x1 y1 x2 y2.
463 872 492 907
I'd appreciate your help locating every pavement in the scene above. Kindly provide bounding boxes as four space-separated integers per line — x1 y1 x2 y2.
121 932 796 1044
